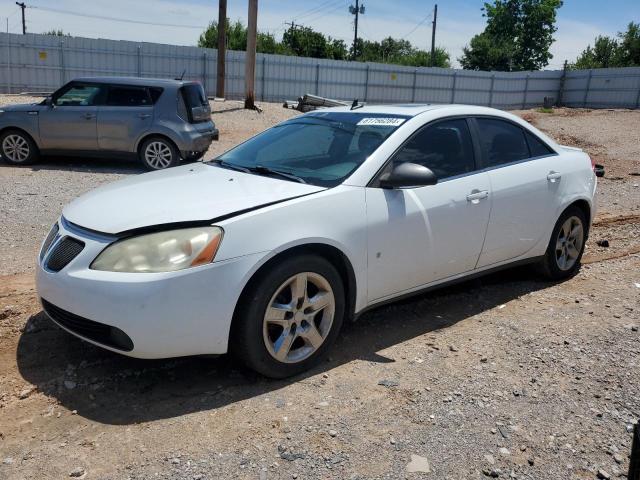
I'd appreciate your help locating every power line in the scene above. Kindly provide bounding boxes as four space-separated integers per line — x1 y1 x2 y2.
293 0 343 22
27 5 208 29
399 9 433 41
304 1 347 26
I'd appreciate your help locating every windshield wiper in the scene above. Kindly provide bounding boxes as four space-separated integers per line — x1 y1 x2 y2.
211 159 251 173
249 165 306 184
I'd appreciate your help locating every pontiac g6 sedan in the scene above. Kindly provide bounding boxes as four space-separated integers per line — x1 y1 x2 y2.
37 104 597 378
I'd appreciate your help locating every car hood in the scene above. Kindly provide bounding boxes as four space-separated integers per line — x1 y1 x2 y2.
63 163 326 235
0 103 44 112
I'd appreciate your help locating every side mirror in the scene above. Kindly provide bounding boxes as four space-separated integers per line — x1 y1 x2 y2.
43 96 53 107
378 162 438 189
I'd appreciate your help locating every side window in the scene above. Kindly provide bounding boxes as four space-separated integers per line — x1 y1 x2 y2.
54 83 105 106
525 130 554 157
106 86 151 106
475 118 529 167
392 119 475 180
149 87 164 104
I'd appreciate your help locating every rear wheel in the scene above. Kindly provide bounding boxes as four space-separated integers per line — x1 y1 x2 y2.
232 255 345 378
538 206 587 280
0 130 39 165
139 137 179 170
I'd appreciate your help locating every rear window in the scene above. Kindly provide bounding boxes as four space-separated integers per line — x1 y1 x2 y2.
525 131 554 157
181 84 207 108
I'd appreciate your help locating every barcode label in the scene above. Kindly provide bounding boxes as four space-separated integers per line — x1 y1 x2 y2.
356 117 406 126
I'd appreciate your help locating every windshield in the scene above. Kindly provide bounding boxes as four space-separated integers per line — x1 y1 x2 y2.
212 112 409 187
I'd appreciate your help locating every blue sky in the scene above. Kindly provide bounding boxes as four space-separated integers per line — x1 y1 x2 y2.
1 0 638 69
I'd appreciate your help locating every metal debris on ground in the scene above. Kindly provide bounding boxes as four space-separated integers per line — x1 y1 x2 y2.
283 94 350 112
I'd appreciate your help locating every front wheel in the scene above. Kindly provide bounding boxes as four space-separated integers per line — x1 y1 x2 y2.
139 137 179 170
232 255 345 378
0 130 39 165
537 206 587 280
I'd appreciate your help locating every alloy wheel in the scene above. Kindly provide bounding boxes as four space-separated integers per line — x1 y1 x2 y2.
2 134 30 163
555 215 584 271
144 141 173 169
263 272 335 364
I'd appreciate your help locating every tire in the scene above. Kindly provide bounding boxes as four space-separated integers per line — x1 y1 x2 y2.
0 129 39 165
537 206 588 280
139 136 179 170
232 254 345 378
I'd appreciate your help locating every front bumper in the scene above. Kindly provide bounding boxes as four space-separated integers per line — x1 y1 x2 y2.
36 218 263 359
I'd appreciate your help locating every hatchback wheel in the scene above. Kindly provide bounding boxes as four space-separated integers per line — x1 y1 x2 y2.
233 255 345 378
139 137 179 170
0 130 39 165
538 206 587 280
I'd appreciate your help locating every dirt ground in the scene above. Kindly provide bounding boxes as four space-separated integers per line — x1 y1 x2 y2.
0 100 639 480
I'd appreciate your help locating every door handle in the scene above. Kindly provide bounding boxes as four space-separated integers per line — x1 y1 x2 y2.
137 113 151 119
547 171 562 182
466 190 489 203
82 113 95 120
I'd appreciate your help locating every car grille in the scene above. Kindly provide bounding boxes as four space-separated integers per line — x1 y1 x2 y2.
46 237 85 271
40 222 59 260
41 299 134 352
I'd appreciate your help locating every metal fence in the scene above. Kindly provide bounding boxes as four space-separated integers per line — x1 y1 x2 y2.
1 32 640 109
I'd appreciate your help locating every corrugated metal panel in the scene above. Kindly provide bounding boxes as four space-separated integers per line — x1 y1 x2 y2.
1 32 639 109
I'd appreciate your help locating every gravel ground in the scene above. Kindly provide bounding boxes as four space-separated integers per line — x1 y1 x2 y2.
0 100 639 480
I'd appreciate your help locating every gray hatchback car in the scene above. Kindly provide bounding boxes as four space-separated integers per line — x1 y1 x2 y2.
0 77 219 170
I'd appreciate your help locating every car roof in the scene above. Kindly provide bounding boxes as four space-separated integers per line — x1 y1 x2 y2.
311 103 517 119
72 76 197 87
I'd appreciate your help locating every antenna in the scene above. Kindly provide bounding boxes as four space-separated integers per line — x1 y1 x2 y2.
350 99 363 110
175 69 186 81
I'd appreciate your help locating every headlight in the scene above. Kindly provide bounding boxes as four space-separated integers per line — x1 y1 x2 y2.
91 226 223 273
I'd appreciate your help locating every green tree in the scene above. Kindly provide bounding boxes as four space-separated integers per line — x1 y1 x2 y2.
460 0 563 71
196 20 449 67
573 22 640 69
573 36 620 69
197 19 284 54
43 29 69 36
355 37 451 67
616 22 640 66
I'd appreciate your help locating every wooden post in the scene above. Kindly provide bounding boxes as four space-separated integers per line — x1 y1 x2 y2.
244 0 258 109
583 69 593 108
216 0 226 99
488 73 495 107
556 59 567 107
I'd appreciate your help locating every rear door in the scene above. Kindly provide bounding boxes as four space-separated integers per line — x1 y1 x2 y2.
38 82 105 150
97 85 155 152
472 117 561 268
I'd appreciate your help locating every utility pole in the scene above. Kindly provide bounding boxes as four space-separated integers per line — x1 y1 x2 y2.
430 4 437 67
349 1 364 60
216 0 226 99
15 2 26 35
244 0 258 109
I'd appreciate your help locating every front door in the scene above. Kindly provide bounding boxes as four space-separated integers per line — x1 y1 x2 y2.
38 82 104 150
366 118 492 302
97 85 154 152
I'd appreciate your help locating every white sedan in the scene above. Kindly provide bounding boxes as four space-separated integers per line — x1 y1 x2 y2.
36 104 596 378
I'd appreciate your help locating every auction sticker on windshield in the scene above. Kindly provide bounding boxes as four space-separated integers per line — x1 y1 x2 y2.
357 117 406 126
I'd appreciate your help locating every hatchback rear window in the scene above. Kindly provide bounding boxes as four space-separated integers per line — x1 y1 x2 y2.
181 84 207 108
